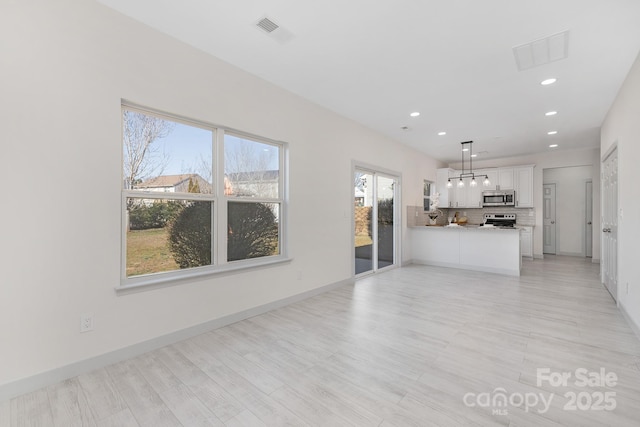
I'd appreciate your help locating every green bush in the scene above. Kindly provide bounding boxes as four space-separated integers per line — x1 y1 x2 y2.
228 202 278 261
129 201 183 230
168 202 212 268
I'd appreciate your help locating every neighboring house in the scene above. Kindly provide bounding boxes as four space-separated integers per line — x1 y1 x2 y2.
135 174 212 194
225 170 279 198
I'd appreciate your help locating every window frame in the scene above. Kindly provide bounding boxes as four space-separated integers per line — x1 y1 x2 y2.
119 102 289 292
424 179 434 211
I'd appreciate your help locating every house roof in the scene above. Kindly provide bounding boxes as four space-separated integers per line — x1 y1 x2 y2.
226 170 279 182
136 174 204 188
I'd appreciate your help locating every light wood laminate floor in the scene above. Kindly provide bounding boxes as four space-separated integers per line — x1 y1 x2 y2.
3 256 640 426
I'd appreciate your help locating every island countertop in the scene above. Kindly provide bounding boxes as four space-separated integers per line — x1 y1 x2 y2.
410 225 521 276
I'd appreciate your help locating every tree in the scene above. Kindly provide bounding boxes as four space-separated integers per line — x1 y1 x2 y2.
168 202 211 269
227 203 278 261
123 110 174 189
224 138 276 197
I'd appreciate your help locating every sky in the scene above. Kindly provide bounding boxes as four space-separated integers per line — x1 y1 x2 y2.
151 119 279 182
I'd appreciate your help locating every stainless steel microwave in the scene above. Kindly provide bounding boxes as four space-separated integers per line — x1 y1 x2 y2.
482 190 515 207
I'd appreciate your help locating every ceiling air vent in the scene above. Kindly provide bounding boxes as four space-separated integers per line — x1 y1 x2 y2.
254 16 293 44
256 17 279 33
513 30 570 71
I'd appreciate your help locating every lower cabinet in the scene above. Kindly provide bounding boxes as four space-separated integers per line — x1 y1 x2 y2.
519 226 533 257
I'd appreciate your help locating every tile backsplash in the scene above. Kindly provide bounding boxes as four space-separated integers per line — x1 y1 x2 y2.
407 206 535 227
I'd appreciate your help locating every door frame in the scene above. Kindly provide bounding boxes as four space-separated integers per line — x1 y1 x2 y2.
351 161 402 278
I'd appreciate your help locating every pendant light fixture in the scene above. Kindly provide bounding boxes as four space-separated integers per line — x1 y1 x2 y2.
446 141 490 188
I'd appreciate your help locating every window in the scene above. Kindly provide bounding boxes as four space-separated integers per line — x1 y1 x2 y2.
121 104 287 288
224 134 282 262
424 180 434 211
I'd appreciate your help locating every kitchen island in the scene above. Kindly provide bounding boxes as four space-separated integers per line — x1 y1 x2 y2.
410 225 521 276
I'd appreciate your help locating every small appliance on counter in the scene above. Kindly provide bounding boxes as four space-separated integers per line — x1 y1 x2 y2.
481 213 516 228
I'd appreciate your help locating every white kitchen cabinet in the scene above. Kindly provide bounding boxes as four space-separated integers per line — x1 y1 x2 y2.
514 166 534 208
452 174 465 208
519 226 533 257
450 176 472 208
483 169 498 191
436 168 455 207
466 176 484 208
449 171 487 208
497 168 514 190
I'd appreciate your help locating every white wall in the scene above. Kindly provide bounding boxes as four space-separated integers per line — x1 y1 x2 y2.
0 0 442 389
450 148 601 259
543 166 594 256
601 51 640 333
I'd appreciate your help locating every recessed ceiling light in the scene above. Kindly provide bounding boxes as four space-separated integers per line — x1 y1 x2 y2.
410 112 420 117
545 111 558 116
549 144 558 148
462 148 469 152
548 131 558 135
541 78 557 85
438 131 446 136
471 154 478 158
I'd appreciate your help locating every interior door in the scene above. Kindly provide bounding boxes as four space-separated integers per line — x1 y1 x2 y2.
543 183 556 254
602 149 618 301
585 181 593 258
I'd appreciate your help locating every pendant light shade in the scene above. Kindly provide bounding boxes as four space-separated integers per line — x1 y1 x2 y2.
448 141 489 190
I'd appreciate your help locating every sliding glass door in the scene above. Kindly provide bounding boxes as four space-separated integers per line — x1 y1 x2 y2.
354 169 398 276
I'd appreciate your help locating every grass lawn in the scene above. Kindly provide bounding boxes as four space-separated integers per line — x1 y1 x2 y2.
127 228 178 277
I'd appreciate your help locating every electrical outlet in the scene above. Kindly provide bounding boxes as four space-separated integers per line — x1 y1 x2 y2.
80 313 94 333
297 270 303 280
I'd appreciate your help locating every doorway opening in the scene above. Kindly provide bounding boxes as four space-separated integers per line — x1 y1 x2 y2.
543 165 594 257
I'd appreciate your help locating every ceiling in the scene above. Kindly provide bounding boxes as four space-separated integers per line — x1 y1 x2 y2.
97 0 640 163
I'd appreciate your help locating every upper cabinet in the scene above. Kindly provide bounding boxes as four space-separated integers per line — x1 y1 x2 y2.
514 166 534 207
497 168 514 190
436 168 455 207
436 165 534 209
483 169 498 191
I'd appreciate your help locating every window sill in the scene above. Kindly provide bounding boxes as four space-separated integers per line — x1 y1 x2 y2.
116 256 292 295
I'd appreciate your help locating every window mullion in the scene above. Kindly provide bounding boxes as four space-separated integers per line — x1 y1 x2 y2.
216 129 227 265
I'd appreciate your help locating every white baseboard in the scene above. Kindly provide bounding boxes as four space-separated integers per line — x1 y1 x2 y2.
0 278 353 402
411 259 520 277
533 254 544 259
619 301 640 342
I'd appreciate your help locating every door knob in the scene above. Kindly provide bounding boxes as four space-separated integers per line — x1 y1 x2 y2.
551 221 555 224
587 222 592 225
